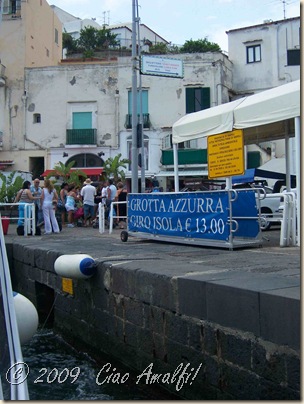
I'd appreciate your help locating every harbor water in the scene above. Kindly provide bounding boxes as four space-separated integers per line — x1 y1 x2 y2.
20 328 179 400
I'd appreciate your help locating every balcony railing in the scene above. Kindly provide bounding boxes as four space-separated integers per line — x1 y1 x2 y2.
125 113 151 129
66 129 97 145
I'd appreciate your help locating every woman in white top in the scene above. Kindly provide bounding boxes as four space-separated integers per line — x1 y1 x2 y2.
41 179 60 234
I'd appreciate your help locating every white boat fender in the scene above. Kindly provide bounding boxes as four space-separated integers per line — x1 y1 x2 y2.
54 254 97 279
13 292 39 345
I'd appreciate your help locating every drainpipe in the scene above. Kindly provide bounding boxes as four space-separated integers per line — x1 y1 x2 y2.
276 24 285 81
21 91 27 149
114 90 120 147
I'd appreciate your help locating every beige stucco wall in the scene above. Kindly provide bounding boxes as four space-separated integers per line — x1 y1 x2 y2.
0 0 62 170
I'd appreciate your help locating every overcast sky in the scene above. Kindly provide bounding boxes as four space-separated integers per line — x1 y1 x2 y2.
48 0 301 52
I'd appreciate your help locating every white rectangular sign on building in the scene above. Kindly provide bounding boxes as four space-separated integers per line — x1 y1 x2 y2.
141 55 184 78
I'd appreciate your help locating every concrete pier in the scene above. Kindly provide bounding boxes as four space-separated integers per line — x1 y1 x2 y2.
5 224 300 399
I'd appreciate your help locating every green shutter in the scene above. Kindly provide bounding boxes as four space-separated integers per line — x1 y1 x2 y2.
72 112 92 129
201 87 210 110
247 151 261 169
186 88 195 113
186 88 210 113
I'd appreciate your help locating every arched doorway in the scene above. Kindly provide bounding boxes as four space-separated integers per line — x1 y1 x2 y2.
66 153 104 168
66 153 104 181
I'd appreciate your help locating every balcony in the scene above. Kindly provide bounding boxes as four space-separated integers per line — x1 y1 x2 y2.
66 129 97 145
161 149 208 166
125 113 151 129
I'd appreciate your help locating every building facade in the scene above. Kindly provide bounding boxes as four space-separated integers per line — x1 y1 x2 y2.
0 0 62 173
227 17 300 170
0 2 300 189
19 51 232 189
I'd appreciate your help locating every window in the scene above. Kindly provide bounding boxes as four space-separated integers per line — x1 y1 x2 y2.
33 113 41 123
72 112 92 129
2 0 10 14
179 139 198 149
162 134 172 149
246 45 261 63
126 90 150 129
186 87 210 113
55 29 59 45
128 90 148 114
287 49 300 66
127 135 149 170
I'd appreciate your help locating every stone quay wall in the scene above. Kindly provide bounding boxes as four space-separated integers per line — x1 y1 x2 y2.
7 242 300 400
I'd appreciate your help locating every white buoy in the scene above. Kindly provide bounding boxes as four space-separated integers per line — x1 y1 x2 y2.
13 292 39 345
54 254 97 279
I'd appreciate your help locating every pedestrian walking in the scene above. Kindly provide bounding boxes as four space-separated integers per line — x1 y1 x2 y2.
41 179 60 234
81 178 97 226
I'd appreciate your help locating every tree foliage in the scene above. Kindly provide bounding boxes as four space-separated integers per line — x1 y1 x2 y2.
180 38 221 53
102 154 130 183
62 32 78 54
0 172 24 203
143 38 221 55
62 26 119 57
149 42 169 54
46 161 87 188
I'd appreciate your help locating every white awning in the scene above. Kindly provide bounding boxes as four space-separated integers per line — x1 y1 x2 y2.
172 98 244 144
234 80 300 129
172 80 300 145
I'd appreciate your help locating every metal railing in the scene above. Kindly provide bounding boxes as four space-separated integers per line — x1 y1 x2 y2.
280 191 297 247
255 190 297 247
66 129 97 145
96 201 127 234
108 201 127 234
0 203 35 236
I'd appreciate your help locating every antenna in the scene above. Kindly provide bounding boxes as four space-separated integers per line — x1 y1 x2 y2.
102 10 110 26
282 0 286 19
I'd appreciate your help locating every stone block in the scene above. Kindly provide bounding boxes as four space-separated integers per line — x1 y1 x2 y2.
165 312 189 345
35 249 60 273
148 305 166 335
124 322 139 348
136 327 154 355
110 267 137 297
218 330 252 369
177 276 207 319
123 298 144 327
206 282 260 334
135 270 175 311
260 287 300 350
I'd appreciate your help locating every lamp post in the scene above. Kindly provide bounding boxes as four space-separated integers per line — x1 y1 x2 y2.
131 0 138 193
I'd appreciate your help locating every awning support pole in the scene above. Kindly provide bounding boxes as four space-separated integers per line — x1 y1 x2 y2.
295 116 300 246
173 143 179 192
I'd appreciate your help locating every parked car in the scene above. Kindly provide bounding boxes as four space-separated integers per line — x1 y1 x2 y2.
254 185 282 230
233 182 283 231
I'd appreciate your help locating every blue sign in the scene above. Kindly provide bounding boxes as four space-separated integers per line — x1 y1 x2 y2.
128 192 231 241
232 189 260 238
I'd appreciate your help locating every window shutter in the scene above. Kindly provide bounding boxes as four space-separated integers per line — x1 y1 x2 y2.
201 87 210 110
186 87 210 113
